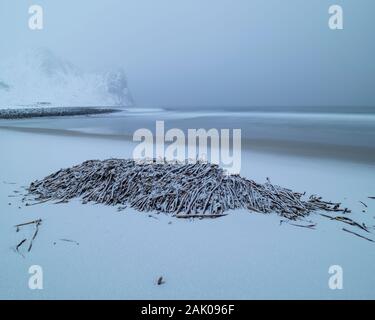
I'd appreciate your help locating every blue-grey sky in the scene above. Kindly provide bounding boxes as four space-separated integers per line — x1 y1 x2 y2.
1 0 374 107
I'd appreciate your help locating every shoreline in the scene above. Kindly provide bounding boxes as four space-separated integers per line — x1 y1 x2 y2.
0 107 120 119
1 124 374 165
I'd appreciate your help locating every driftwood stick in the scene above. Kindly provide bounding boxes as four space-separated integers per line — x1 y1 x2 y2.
25 199 50 206
290 223 317 229
320 215 369 233
27 220 41 252
173 214 228 219
16 238 27 252
59 239 79 245
342 228 375 243
359 201 368 208
14 219 42 228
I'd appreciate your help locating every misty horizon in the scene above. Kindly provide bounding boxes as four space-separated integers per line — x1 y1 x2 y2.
1 0 375 107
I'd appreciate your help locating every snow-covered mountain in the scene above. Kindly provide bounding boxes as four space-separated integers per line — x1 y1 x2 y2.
0 48 133 107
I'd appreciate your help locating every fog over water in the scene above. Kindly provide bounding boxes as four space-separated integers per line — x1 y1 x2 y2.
1 0 375 107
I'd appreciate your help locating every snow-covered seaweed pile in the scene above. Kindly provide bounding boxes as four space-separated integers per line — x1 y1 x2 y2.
0 107 119 119
27 159 348 220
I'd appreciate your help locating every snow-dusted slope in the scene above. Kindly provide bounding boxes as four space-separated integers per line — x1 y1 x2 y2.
0 48 133 108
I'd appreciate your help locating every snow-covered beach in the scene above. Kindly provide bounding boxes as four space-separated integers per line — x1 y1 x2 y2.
1 108 375 299
2 0 375 308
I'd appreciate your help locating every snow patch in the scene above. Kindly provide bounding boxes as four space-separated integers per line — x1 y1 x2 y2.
0 48 133 108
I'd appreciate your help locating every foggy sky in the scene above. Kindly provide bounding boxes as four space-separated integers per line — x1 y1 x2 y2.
1 0 374 107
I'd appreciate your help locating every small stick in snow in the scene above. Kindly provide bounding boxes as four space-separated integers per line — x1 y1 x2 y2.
359 201 368 208
14 219 42 253
25 199 50 206
157 276 165 285
3 181 16 185
174 214 228 219
342 228 375 243
16 239 27 252
59 239 79 245
28 221 41 252
14 219 42 228
290 223 317 230
320 215 369 233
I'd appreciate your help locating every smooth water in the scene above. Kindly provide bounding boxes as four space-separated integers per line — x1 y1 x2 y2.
1 106 375 163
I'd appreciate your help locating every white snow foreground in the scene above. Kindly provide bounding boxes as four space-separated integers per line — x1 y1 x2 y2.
0 48 133 108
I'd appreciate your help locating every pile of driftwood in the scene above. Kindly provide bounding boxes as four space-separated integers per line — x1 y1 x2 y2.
27 159 347 220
